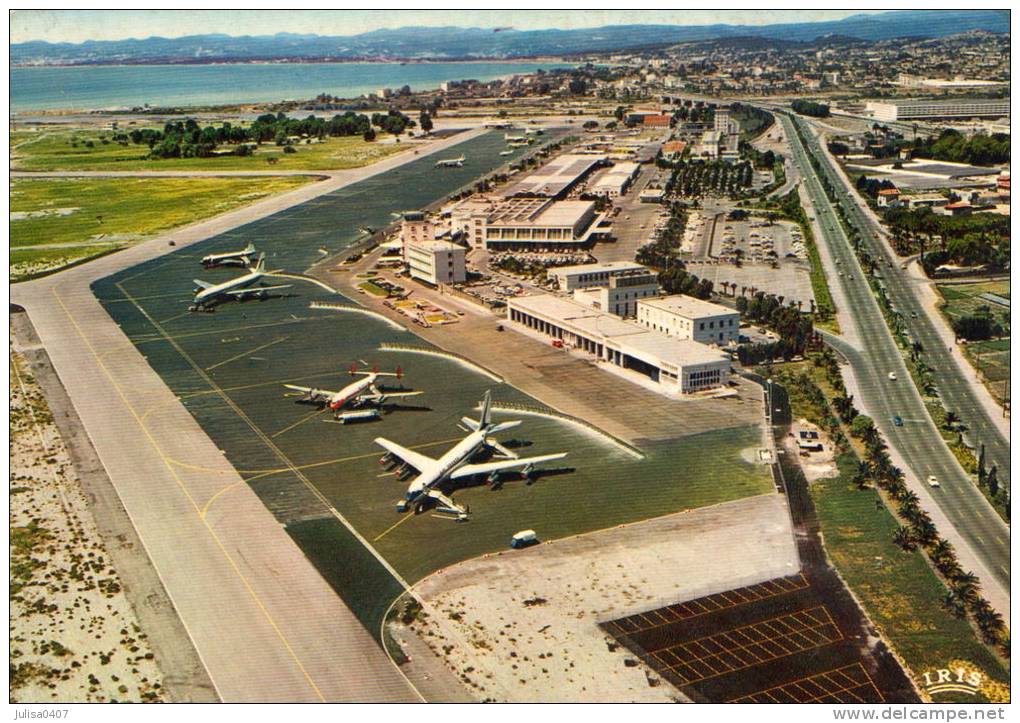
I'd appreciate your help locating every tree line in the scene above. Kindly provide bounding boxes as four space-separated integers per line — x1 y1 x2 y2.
125 110 414 159
791 99 830 118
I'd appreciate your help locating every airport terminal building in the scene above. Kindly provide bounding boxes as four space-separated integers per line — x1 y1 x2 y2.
506 294 732 394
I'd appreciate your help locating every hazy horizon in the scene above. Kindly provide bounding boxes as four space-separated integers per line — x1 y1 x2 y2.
11 9 881 45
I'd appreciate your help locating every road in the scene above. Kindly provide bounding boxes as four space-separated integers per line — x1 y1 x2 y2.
8 128 489 702
779 113 1010 613
802 119 1011 488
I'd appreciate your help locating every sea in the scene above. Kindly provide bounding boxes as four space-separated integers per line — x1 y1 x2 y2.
10 61 569 113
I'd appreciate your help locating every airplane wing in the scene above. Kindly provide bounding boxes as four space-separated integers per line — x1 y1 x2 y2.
366 390 424 400
426 489 466 514
374 437 436 474
283 384 335 402
193 279 215 290
224 284 292 298
448 453 567 480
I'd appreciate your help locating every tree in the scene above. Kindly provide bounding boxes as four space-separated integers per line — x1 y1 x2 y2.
987 464 999 498
363 128 376 142
419 110 433 134
849 414 876 440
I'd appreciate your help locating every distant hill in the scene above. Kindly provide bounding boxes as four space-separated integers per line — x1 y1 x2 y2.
11 10 1009 66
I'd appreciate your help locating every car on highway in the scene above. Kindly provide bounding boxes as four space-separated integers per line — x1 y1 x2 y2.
893 415 903 427
887 372 897 381
927 475 941 489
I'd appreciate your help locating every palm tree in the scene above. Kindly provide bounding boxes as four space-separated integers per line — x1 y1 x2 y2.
893 526 916 552
951 572 981 605
941 590 967 619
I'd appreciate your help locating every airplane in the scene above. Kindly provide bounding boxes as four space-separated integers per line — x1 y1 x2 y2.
499 150 514 156
524 128 544 136
190 254 292 311
434 155 465 168
504 133 526 142
201 243 257 268
374 391 568 520
282 364 422 422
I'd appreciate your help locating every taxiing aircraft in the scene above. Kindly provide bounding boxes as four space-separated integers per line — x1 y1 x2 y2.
283 364 421 421
375 391 568 519
504 133 526 143
190 254 291 311
434 155 465 168
201 243 257 268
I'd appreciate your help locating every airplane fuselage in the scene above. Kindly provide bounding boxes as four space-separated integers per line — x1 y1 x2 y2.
194 270 263 305
405 430 488 504
328 374 377 410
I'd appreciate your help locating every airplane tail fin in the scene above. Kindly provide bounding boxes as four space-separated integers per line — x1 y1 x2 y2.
252 254 266 273
479 390 492 428
245 242 256 254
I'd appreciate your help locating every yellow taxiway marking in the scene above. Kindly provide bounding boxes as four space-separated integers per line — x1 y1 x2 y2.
179 368 344 399
205 336 288 372
55 281 327 702
373 512 415 543
271 407 325 439
165 436 463 477
127 316 318 346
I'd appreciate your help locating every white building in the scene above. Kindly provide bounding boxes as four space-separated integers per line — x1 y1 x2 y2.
637 295 741 346
506 294 732 394
550 261 651 292
572 269 660 318
483 198 599 249
502 154 607 198
405 238 467 286
589 162 641 198
866 99 1010 122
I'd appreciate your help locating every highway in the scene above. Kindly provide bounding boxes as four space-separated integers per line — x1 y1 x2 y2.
779 113 1010 608
801 120 1010 488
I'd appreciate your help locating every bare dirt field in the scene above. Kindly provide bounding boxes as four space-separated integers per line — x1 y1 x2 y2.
10 347 164 703
393 494 798 702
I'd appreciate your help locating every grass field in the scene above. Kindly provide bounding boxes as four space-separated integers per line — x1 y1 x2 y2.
936 280 1010 404
813 458 1009 702
11 128 405 172
10 176 312 280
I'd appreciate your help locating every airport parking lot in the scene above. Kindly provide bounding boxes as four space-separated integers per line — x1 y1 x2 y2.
604 571 912 703
688 214 816 308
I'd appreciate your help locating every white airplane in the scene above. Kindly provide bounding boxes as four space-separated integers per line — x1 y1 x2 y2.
201 242 257 268
375 391 568 519
434 155 465 168
499 150 514 156
504 133 526 142
190 255 292 311
283 364 422 420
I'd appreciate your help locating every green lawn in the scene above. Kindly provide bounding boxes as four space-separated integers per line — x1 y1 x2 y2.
936 281 1010 406
11 128 405 172
10 176 312 280
813 458 1009 703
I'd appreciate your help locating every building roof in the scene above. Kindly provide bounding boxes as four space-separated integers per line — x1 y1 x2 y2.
662 141 688 154
640 294 737 319
407 239 464 252
877 188 901 196
502 154 606 198
509 294 730 368
552 261 648 277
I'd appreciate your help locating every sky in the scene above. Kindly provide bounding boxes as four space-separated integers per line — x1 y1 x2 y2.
10 9 879 44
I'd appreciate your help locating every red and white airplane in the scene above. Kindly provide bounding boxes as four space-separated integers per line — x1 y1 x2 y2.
283 364 422 422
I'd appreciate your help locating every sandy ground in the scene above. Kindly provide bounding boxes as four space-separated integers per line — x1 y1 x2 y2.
395 494 798 702
9 348 164 703
785 418 837 483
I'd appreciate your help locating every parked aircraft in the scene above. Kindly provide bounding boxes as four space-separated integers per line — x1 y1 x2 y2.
283 364 421 422
375 391 568 519
190 255 291 311
201 243 257 268
434 155 465 168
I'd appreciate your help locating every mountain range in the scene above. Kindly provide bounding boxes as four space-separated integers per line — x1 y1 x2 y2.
11 10 1010 66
